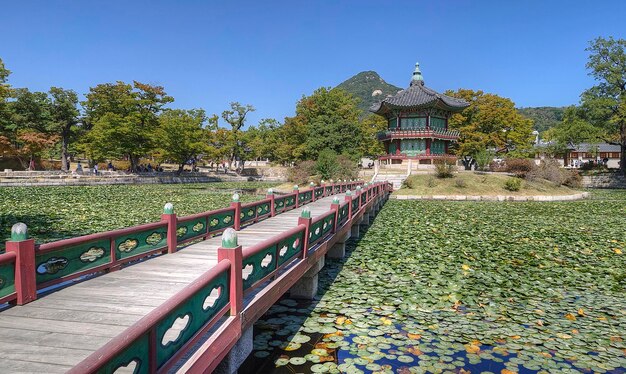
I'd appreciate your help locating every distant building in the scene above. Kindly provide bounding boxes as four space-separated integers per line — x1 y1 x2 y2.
565 143 621 168
370 63 469 165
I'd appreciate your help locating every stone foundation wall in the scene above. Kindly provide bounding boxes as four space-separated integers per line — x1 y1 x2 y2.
0 171 266 187
582 174 626 189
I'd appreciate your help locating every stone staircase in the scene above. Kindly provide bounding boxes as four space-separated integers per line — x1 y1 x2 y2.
371 172 407 190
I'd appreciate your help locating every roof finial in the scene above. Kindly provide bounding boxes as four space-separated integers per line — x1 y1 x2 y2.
411 62 424 86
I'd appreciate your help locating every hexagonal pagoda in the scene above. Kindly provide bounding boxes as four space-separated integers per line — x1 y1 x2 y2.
370 63 469 165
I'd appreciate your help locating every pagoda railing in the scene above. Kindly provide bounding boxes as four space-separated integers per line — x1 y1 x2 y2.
377 128 460 141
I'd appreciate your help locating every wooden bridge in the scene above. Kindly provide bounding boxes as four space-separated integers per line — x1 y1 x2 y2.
0 181 391 373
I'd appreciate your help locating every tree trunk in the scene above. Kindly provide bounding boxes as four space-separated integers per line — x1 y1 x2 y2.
620 123 626 176
177 163 184 175
129 155 139 172
61 136 69 171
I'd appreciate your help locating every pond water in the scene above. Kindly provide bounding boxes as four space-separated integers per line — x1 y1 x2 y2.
241 196 626 373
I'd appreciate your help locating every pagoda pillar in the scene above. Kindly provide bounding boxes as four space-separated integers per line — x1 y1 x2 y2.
426 139 431 156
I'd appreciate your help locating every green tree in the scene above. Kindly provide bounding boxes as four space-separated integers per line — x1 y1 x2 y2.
273 116 307 164
446 89 535 158
316 148 339 179
0 58 11 132
7 89 58 168
580 37 626 174
81 81 173 169
245 118 279 163
546 106 601 149
292 87 361 159
221 102 254 171
359 114 386 158
156 109 209 173
48 87 79 171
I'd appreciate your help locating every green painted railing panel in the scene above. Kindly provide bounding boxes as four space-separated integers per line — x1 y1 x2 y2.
284 196 296 208
352 197 359 213
314 187 324 198
325 186 332 195
308 219 325 245
0 261 15 299
257 202 271 217
98 334 150 374
242 246 277 291
207 210 235 232
276 231 304 267
115 227 168 261
361 193 367 205
176 217 207 242
240 205 257 224
334 185 340 194
274 197 286 212
156 270 229 368
338 205 349 226
35 238 111 285
322 213 335 237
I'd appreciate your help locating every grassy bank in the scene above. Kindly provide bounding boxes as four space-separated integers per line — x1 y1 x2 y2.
396 172 578 196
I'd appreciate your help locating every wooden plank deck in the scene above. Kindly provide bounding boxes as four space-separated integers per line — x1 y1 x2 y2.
0 194 345 373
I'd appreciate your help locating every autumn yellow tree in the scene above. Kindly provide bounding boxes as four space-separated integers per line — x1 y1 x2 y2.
446 89 535 158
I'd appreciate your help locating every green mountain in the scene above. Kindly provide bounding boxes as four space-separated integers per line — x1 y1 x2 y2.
517 106 566 133
335 71 402 116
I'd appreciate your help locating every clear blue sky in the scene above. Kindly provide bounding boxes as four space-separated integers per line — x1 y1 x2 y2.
1 1 625 126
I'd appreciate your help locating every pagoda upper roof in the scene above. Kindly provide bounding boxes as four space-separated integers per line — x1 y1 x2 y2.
370 62 469 115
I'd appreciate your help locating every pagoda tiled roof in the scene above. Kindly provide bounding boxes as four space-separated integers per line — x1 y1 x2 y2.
370 81 469 115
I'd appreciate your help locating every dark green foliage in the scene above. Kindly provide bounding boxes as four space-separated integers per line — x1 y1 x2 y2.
249 192 626 372
518 106 565 133
335 71 401 117
504 177 522 191
315 149 338 179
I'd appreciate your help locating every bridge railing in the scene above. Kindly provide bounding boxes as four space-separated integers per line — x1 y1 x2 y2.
69 181 391 374
0 252 16 304
241 225 306 293
308 210 336 248
1 181 365 306
69 259 233 374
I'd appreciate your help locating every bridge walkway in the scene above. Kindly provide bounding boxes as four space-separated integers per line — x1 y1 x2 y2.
0 193 346 373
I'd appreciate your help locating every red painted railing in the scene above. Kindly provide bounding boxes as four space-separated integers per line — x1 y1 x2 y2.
0 181 365 306
68 181 391 374
377 128 460 141
2 180 391 373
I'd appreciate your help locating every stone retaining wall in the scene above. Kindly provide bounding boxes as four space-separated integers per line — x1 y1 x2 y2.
582 174 626 189
0 173 262 187
393 192 590 202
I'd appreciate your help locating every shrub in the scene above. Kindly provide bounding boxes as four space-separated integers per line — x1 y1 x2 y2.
505 158 534 178
316 149 339 179
526 159 564 185
489 160 507 172
288 160 316 184
504 177 522 191
434 157 457 178
474 149 494 171
455 178 467 188
334 155 358 180
426 177 437 188
563 169 582 188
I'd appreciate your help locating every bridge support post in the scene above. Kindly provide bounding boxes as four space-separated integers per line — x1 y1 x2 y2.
290 256 324 299
328 231 350 259
350 223 360 239
214 325 253 374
